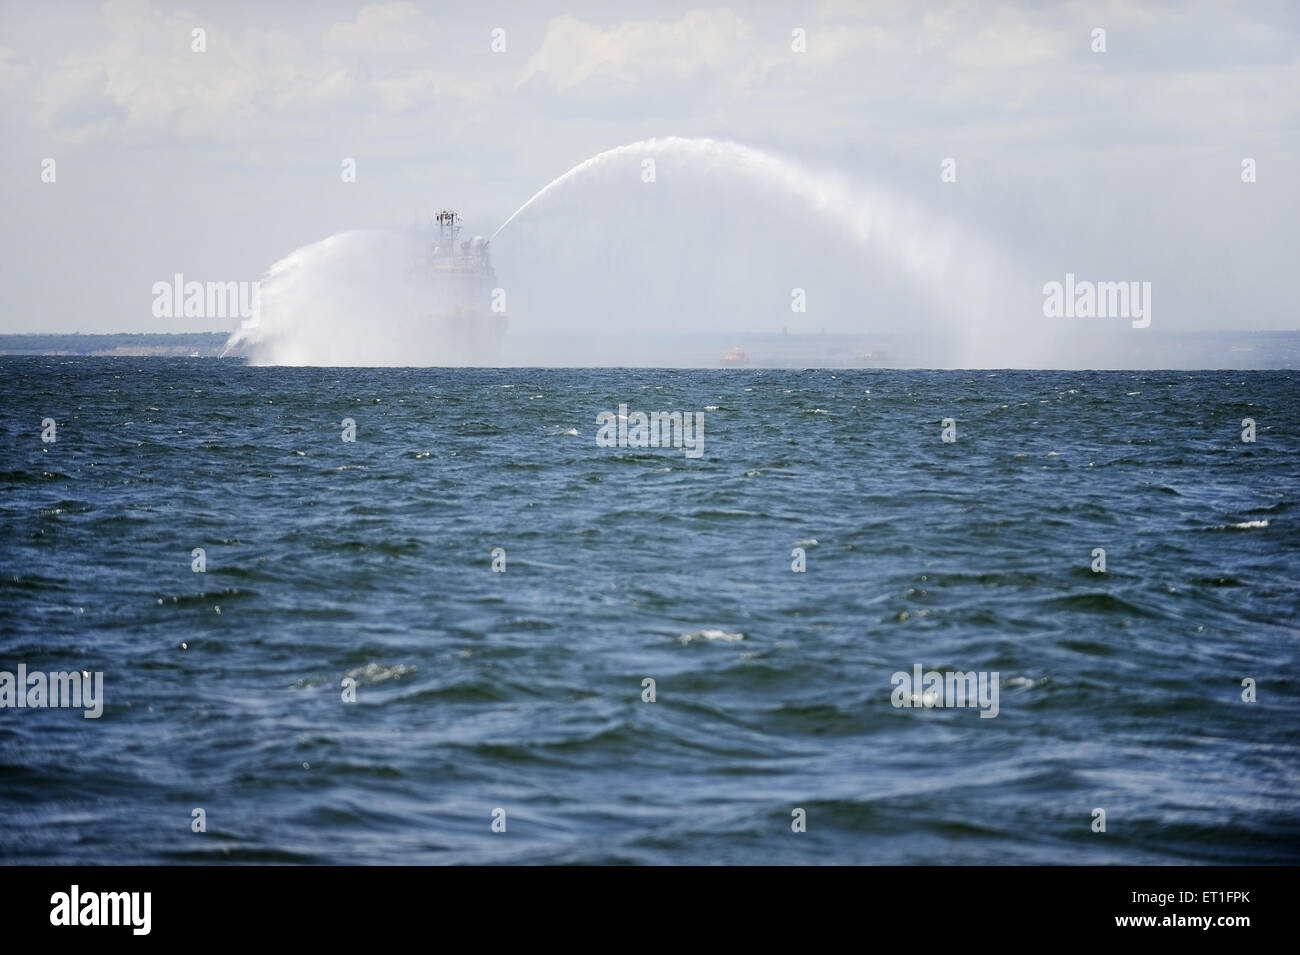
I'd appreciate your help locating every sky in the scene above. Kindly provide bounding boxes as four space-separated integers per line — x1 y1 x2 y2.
0 0 1296 345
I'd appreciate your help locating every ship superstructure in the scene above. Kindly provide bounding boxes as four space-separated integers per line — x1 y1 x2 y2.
421 209 508 364
431 210 488 268
221 208 509 365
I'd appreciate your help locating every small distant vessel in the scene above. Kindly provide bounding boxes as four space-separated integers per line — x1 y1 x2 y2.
722 346 748 366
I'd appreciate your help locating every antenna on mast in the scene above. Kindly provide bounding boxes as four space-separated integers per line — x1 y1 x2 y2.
434 209 463 264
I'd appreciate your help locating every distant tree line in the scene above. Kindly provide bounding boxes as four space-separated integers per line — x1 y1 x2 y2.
0 332 230 354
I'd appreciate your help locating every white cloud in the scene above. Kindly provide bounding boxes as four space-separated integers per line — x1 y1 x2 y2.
322 2 433 56
519 10 758 92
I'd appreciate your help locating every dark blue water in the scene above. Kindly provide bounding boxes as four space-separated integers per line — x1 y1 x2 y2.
2 359 1297 864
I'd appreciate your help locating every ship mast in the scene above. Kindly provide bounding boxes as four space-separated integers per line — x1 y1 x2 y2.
434 209 462 265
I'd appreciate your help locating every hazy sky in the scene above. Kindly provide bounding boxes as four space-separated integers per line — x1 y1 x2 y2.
1 0 1296 337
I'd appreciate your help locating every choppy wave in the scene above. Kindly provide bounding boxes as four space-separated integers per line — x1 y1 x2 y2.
1 360 1297 864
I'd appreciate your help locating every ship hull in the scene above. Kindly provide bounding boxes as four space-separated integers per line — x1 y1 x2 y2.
423 309 509 365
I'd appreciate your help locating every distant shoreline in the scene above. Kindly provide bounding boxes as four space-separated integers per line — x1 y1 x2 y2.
0 332 230 357
2 330 1298 368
